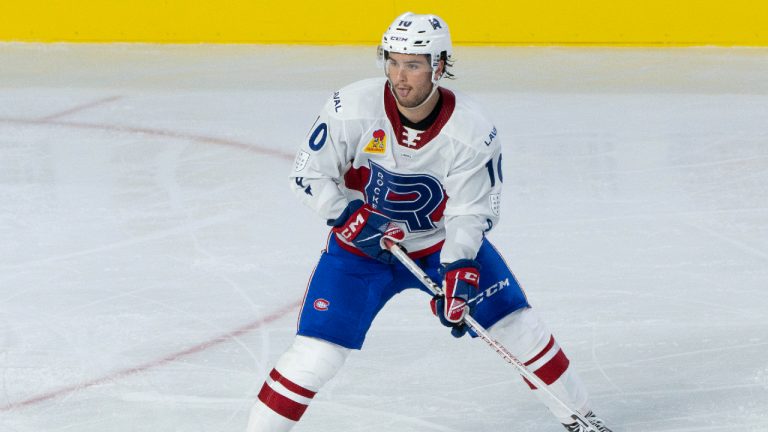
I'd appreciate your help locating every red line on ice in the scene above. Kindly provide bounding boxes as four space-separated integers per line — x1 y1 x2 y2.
0 109 300 411
37 95 125 121
0 300 301 412
0 117 294 161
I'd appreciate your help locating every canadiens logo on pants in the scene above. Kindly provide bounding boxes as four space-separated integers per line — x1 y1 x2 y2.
313 298 330 311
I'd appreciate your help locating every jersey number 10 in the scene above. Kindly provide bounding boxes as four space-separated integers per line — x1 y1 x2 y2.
485 154 504 187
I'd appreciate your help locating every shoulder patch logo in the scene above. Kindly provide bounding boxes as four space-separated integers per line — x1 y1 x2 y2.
490 193 501 216
364 129 387 154
294 150 310 172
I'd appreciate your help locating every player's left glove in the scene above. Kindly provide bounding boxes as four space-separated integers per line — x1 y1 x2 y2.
328 200 405 264
430 259 481 338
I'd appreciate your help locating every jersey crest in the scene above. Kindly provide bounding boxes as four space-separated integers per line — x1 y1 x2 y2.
365 161 444 232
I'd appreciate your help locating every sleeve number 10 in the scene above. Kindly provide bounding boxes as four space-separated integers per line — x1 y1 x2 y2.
485 153 504 187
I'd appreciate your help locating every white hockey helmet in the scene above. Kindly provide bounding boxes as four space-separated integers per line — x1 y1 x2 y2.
378 12 452 79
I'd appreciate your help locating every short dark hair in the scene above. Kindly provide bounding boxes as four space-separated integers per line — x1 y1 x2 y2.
438 51 455 80
383 50 456 80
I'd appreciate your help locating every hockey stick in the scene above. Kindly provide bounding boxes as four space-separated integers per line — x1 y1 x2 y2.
383 239 597 431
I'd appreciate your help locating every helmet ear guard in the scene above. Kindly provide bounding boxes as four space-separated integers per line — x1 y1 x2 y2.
379 12 452 83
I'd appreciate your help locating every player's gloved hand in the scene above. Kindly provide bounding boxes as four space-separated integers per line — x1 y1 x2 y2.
430 259 480 337
328 200 405 264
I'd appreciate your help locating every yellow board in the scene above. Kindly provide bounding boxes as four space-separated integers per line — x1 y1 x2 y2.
1 0 767 45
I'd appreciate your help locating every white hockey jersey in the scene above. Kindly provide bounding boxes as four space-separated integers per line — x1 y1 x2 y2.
289 78 503 264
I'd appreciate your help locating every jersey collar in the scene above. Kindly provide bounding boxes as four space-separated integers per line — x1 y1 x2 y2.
383 82 456 150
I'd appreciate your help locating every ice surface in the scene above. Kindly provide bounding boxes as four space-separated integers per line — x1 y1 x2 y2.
1 43 767 431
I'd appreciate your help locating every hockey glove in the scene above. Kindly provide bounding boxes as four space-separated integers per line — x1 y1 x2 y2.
329 200 404 264
430 259 480 338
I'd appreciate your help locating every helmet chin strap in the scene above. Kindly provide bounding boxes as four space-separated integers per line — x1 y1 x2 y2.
411 83 440 110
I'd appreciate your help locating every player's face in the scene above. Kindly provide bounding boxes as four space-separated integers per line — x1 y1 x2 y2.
385 53 437 108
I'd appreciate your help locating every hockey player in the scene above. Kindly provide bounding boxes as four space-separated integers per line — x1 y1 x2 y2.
246 12 613 432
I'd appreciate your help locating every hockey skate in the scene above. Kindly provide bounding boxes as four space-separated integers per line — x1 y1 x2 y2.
562 411 613 432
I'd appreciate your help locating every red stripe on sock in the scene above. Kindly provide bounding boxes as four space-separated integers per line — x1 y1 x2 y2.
524 335 555 366
269 369 317 399
536 349 569 385
257 383 310 421
523 348 570 389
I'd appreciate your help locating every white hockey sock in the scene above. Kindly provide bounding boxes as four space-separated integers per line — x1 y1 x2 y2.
490 308 590 423
246 335 350 432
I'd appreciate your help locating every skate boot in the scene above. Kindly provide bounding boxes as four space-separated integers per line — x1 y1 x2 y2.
562 411 612 432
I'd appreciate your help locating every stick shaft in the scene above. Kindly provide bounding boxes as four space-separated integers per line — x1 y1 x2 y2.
384 240 595 430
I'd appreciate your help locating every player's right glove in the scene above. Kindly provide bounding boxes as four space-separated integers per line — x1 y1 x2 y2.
430 259 480 338
328 200 404 264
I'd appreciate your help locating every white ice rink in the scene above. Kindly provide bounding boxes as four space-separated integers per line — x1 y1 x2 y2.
1 44 767 431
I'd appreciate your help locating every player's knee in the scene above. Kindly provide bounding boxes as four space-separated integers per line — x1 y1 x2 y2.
274 335 350 390
490 308 552 360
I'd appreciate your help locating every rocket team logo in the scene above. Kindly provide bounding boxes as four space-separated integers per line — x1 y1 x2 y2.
365 161 444 232
363 129 387 154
